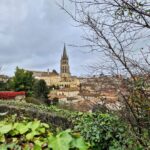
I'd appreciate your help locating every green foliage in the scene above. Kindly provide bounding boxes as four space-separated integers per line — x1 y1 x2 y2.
0 81 7 91
48 129 89 150
0 115 89 150
72 112 150 150
72 113 126 149
0 100 73 117
33 79 49 99
0 100 75 130
125 77 150 143
10 67 35 96
25 97 46 105
0 100 149 149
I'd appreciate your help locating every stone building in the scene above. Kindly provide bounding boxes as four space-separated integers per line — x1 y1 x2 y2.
0 75 9 83
31 45 80 88
60 44 71 82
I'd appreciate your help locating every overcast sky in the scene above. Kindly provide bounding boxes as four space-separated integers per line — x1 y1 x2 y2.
0 0 99 76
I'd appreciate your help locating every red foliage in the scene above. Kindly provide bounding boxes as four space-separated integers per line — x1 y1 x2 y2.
0 91 25 99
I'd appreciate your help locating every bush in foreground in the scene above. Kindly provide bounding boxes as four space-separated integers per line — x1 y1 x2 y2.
0 115 89 150
0 101 149 150
72 113 150 150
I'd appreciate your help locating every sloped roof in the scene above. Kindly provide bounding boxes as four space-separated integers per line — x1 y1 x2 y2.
62 44 68 59
29 70 59 77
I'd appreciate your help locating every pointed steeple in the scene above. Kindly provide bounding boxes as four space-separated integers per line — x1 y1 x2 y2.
60 44 71 79
62 43 68 59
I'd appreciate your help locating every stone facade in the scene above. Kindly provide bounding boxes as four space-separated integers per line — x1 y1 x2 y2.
60 44 71 81
0 75 9 83
30 45 80 88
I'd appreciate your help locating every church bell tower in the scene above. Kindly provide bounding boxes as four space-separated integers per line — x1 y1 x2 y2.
60 44 71 81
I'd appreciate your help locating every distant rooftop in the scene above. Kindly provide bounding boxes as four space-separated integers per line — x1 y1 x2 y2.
28 69 59 77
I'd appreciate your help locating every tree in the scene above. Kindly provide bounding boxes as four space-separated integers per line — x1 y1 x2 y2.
33 79 49 99
0 81 7 91
60 0 150 76
60 0 150 147
10 67 35 96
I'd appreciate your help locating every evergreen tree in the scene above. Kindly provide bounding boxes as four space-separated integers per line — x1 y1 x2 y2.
33 79 49 99
10 67 35 96
0 81 7 91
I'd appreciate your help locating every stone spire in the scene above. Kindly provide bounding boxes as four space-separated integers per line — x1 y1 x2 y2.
62 44 68 59
60 44 71 81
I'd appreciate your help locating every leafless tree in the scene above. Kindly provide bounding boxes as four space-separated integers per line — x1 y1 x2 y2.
59 0 150 147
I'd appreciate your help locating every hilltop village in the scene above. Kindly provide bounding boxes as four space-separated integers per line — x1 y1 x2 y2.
0 45 149 112
25 45 124 111
0 1 150 148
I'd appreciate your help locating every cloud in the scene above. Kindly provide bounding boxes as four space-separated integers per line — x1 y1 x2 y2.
0 0 98 77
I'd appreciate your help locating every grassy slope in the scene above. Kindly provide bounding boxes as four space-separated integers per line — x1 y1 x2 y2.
0 100 75 129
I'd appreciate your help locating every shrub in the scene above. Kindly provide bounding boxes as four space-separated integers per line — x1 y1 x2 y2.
72 113 147 150
0 100 73 130
9 67 35 96
0 115 89 150
33 79 49 99
0 81 7 91
25 97 46 105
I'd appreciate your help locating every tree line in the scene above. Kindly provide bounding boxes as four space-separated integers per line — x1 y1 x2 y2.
0 67 49 100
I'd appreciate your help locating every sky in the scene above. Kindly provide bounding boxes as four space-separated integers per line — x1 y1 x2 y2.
0 0 99 77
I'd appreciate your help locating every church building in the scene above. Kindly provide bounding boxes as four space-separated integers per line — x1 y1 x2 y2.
60 44 71 82
31 44 80 88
